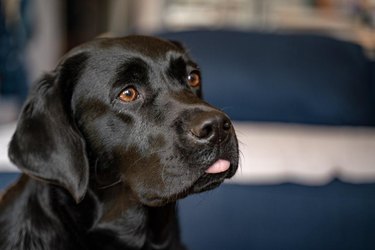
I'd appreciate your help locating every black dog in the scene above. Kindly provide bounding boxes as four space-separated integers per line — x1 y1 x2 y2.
0 36 238 250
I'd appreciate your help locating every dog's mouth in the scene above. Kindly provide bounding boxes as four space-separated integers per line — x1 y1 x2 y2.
191 159 235 192
134 157 237 207
172 158 237 201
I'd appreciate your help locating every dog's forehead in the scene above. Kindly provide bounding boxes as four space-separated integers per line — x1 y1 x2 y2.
67 36 197 101
81 36 185 60
64 36 195 80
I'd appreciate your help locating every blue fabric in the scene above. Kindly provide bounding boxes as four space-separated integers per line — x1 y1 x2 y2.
159 30 375 126
179 181 375 250
0 172 19 189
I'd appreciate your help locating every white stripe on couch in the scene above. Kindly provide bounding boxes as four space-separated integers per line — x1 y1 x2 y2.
229 122 375 185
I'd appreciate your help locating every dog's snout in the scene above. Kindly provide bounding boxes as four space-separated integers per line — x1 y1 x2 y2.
190 112 232 144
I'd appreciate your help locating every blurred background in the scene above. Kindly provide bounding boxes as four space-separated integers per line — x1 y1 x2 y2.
1 1 375 250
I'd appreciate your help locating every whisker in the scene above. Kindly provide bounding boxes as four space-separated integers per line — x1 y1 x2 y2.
219 106 235 113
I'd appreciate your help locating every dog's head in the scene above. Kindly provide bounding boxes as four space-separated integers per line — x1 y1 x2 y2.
8 36 238 206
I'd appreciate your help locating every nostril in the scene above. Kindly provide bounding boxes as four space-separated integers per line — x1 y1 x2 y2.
191 120 214 139
223 120 231 131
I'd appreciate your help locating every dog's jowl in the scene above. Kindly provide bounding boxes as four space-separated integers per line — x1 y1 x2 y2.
0 36 239 250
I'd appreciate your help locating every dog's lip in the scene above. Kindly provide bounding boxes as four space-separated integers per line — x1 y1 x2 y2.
190 167 230 194
148 159 236 205
205 159 231 174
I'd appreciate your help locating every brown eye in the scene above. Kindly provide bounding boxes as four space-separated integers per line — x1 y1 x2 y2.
118 86 139 102
188 71 201 88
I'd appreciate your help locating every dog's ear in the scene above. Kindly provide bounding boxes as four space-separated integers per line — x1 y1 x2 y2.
8 53 89 203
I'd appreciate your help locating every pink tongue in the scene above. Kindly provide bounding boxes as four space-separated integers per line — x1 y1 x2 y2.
205 159 231 174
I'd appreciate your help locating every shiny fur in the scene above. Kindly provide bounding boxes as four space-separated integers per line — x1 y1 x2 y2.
0 36 238 250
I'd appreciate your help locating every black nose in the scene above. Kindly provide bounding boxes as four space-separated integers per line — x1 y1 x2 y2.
190 111 232 144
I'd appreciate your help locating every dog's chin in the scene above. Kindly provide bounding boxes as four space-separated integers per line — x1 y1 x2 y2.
190 172 229 193
140 163 236 207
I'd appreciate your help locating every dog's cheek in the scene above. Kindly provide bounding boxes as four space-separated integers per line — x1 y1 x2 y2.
115 145 189 206
118 149 167 205
80 112 133 152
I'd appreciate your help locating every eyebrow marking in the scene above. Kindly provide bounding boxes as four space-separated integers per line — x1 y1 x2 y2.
167 57 187 85
112 58 150 88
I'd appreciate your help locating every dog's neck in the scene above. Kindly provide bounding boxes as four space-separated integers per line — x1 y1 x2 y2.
0 175 183 250
88 182 183 249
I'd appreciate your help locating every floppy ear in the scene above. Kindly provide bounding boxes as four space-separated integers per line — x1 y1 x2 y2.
8 53 89 203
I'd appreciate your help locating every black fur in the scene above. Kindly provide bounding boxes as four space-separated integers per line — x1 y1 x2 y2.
0 36 238 250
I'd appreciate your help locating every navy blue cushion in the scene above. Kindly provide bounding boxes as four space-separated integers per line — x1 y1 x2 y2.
159 30 375 126
179 181 375 250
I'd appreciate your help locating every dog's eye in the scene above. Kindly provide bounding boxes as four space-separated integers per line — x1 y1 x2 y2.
187 71 201 88
118 86 139 102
